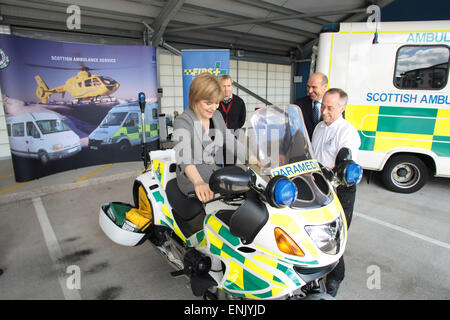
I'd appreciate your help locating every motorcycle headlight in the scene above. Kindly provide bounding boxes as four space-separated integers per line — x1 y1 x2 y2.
305 215 345 255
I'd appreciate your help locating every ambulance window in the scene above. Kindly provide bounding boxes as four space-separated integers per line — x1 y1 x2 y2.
7 124 11 136
26 122 40 138
394 45 449 90
12 123 24 137
124 113 139 127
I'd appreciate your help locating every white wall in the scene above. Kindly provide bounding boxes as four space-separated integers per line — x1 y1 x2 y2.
232 60 292 115
158 53 184 120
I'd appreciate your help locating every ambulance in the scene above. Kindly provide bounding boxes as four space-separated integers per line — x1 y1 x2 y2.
315 20 450 193
6 112 81 164
88 102 159 152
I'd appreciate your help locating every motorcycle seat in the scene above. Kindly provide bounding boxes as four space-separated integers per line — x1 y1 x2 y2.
166 178 205 220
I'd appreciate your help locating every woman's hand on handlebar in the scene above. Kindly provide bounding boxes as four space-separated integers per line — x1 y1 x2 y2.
194 181 214 203
183 164 214 202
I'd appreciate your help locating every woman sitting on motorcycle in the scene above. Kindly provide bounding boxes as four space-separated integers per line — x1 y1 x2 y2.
172 72 244 203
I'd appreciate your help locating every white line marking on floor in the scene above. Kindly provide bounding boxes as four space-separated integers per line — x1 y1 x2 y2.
354 211 450 250
32 197 82 300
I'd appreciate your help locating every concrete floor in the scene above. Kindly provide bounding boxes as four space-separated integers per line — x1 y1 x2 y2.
0 159 449 300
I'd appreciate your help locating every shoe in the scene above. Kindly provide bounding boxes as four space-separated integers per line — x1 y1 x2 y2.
326 279 341 297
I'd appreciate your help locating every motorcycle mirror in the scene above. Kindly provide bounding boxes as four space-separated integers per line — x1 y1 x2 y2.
318 162 334 182
335 147 352 167
209 166 250 196
138 92 146 114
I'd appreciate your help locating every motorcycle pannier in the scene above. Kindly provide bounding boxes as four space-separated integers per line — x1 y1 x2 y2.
99 200 152 246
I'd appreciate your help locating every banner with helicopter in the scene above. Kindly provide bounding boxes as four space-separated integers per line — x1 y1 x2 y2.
0 34 159 182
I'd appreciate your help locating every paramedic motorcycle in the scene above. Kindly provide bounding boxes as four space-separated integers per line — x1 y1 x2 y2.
99 94 362 299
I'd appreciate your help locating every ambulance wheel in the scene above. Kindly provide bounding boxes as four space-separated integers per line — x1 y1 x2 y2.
381 155 428 193
39 151 49 165
118 140 131 152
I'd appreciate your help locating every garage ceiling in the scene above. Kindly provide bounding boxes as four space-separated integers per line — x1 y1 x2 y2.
0 0 395 63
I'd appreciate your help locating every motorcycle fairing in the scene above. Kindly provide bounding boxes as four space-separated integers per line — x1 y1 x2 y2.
254 195 347 268
204 214 285 298
204 213 311 299
201 191 347 299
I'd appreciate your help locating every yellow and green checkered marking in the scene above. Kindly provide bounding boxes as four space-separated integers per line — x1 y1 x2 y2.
346 105 450 157
112 124 159 141
152 190 187 243
204 215 305 298
152 160 165 186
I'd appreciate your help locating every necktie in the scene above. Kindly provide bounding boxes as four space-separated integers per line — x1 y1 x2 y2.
223 96 232 104
312 101 320 125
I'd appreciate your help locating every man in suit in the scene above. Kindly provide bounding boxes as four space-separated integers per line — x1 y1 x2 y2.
294 72 328 140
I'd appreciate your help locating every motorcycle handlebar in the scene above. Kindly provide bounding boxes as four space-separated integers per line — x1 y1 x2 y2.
186 192 231 205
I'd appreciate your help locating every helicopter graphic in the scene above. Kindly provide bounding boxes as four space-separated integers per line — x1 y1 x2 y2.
28 63 120 104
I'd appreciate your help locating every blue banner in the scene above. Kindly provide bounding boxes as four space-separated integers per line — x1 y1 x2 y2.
181 49 230 109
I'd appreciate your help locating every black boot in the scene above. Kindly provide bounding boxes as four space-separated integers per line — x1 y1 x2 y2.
326 278 341 297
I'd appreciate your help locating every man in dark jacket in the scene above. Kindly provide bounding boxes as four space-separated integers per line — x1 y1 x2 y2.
294 72 328 140
218 75 246 130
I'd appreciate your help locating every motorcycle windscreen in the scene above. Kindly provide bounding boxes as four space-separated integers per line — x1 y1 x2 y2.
239 105 333 209
238 105 314 182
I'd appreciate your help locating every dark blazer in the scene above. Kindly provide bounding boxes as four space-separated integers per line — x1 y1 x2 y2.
294 96 316 140
218 94 246 130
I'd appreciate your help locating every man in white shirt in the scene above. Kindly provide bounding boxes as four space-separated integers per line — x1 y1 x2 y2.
312 90 360 169
312 88 361 297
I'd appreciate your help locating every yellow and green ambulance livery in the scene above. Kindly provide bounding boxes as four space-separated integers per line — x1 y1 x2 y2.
88 102 159 152
316 20 450 193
